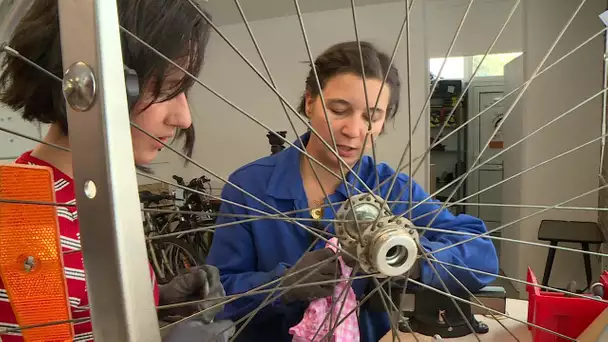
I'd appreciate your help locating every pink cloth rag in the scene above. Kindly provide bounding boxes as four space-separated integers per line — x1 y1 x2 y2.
289 237 360 342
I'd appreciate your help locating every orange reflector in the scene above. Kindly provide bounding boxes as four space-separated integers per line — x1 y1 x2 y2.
0 164 73 341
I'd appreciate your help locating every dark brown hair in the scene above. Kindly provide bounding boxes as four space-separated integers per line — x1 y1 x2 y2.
298 41 401 123
0 0 212 159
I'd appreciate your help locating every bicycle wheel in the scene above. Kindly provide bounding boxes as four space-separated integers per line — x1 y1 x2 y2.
2 1 608 341
149 236 204 285
172 220 213 262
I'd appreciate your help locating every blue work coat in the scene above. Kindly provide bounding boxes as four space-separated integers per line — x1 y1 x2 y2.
206 132 498 341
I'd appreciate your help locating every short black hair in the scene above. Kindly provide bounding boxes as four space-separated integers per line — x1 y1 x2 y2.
0 0 212 158
298 41 401 122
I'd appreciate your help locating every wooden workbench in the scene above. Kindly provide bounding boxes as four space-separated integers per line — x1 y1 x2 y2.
380 299 532 341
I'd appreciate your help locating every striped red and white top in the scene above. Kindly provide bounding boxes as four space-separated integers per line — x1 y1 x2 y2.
0 151 160 342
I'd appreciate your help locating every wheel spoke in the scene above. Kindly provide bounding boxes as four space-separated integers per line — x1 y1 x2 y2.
430 179 608 256
406 132 608 222
387 200 608 212
432 257 520 341
310 264 361 341
0 318 91 336
416 243 481 340
0 43 352 227
293 0 368 247
231 0 341 221
373 278 404 342
157 272 379 312
416 225 608 259
374 25 607 196
0 198 75 208
127 127 359 259
404 0 414 220
422 0 588 230
408 278 576 341
163 248 338 334
229 247 340 340
121 28 362 192
411 0 475 136
185 0 373 195
0 125 68 153
349 0 381 198
401 86 608 219
321 277 408 340
384 0 472 205
428 0 521 155
1 44 63 82
430 259 608 305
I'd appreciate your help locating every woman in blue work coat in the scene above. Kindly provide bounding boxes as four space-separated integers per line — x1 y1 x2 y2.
206 41 499 341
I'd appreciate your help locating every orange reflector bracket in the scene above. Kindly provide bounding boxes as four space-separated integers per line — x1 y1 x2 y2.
0 164 73 341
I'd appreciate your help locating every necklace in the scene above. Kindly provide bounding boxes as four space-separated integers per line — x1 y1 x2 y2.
310 198 325 220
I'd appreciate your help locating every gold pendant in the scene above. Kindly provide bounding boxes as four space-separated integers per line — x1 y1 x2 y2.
310 207 323 219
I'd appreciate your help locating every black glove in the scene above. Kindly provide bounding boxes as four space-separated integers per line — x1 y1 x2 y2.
338 245 359 269
158 265 225 323
281 248 339 303
162 319 235 342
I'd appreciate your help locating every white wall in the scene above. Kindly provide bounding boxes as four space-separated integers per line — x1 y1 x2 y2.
501 0 605 296
425 0 524 58
153 1 431 192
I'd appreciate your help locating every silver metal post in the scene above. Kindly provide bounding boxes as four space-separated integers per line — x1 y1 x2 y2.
600 11 608 174
57 0 161 341
598 11 608 265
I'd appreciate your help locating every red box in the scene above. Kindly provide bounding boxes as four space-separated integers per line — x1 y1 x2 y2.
526 267 608 341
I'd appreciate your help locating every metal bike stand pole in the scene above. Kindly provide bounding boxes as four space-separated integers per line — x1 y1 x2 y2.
600 10 608 175
57 1 161 341
598 10 608 259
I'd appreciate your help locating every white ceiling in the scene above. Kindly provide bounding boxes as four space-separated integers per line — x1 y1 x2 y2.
198 0 404 26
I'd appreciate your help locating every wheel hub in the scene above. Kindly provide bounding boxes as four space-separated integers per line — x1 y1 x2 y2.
335 193 419 277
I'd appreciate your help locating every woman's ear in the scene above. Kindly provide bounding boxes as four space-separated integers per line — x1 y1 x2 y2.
304 90 314 118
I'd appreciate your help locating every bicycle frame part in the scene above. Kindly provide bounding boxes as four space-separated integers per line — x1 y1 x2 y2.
58 1 160 341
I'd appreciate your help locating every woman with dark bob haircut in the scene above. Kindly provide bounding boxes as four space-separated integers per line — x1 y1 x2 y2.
207 41 498 341
0 1 232 341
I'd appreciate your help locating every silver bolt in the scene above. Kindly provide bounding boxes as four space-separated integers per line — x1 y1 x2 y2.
24 256 36 272
84 180 97 199
62 61 97 112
